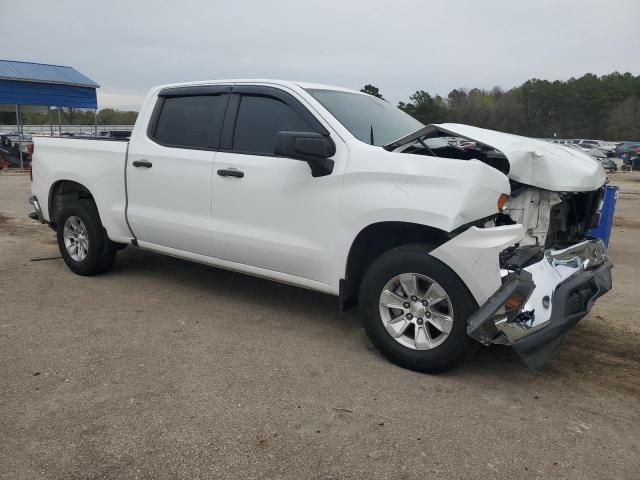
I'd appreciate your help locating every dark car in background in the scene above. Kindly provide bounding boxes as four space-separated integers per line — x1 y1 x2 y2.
615 141 640 159
599 157 618 173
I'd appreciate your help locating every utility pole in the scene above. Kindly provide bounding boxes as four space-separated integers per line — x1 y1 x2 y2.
15 104 23 169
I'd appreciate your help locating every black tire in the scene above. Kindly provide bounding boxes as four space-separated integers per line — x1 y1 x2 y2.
359 244 478 373
56 200 117 276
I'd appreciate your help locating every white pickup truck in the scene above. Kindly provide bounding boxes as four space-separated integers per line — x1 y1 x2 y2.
29 80 612 372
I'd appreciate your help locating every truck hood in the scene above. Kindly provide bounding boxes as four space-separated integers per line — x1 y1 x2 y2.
387 123 606 192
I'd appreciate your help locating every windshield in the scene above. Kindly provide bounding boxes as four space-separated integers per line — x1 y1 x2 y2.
306 89 424 146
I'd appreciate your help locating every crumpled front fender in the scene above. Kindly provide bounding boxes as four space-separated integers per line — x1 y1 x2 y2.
430 224 525 305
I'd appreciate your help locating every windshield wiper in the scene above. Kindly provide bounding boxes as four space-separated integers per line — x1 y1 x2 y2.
418 136 438 157
370 125 375 146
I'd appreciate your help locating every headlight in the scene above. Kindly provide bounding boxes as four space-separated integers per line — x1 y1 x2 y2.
498 193 509 211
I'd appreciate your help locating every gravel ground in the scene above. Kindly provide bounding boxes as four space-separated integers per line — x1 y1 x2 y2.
1 172 639 479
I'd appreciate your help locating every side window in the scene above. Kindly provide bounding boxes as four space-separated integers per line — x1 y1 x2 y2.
153 95 227 149
233 95 311 155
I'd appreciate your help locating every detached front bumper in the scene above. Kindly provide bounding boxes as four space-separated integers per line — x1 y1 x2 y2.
467 238 612 368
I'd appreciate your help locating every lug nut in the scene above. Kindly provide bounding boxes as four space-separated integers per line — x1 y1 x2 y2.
416 318 424 325
424 311 431 318
406 313 413 320
411 295 418 301
422 300 428 306
403 302 410 309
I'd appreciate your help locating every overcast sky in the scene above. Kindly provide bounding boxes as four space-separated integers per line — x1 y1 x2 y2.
3 0 639 110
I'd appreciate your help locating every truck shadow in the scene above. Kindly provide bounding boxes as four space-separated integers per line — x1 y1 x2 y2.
110 247 536 374
109 246 639 391
112 246 360 332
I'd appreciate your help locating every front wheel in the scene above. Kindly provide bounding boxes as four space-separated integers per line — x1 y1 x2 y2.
56 200 117 276
359 244 478 373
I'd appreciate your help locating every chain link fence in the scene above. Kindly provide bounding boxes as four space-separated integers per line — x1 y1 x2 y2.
0 125 134 135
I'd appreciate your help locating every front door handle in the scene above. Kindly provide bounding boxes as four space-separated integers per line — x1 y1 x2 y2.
217 168 244 178
132 160 153 168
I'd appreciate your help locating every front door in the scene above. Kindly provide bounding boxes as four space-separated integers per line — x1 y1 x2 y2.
211 86 342 284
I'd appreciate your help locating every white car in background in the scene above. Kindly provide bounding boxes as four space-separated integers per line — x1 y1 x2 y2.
574 139 616 156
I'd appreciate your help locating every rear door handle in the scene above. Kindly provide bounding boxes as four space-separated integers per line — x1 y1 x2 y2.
132 160 152 168
217 168 244 178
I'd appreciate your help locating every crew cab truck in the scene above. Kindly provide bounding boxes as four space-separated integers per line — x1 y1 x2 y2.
29 80 612 372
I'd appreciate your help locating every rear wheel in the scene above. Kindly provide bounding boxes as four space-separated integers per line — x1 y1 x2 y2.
56 200 117 275
359 244 477 373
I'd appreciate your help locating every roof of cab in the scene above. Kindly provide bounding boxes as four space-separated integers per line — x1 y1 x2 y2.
150 79 364 96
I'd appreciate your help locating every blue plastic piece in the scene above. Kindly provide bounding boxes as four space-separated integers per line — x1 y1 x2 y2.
588 185 619 248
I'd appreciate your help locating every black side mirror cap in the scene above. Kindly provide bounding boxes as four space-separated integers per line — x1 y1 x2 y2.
274 131 336 177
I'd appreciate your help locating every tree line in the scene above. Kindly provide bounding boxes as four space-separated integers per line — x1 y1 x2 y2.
362 72 640 140
2 72 638 140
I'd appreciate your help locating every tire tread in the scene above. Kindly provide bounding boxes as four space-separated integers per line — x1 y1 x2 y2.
359 243 477 373
56 199 117 276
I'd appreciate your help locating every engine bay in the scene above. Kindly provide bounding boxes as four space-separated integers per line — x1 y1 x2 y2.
498 182 603 249
399 135 511 175
396 131 605 252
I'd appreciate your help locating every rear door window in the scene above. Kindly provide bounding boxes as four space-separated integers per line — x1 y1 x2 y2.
153 95 227 149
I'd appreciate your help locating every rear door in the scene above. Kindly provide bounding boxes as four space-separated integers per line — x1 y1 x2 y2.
126 85 230 256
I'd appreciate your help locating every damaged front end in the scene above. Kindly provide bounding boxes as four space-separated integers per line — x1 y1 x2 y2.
474 179 613 368
391 122 614 367
431 223 613 368
467 239 612 368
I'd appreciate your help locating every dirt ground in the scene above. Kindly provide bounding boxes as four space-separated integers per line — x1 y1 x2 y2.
1 172 639 479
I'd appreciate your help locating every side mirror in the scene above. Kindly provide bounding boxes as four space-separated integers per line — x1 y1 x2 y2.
274 131 336 177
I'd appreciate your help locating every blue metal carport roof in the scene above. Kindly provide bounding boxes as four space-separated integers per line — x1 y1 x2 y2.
0 59 99 108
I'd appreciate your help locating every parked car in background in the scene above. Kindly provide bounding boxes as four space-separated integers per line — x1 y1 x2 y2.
602 141 620 150
615 141 640 159
0 132 17 148
573 139 615 156
587 148 608 159
0 132 34 156
622 156 640 171
598 157 617 173
29 79 612 373
567 143 601 157
569 143 591 152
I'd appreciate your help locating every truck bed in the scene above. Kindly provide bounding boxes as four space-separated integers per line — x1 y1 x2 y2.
31 136 132 242
55 135 130 142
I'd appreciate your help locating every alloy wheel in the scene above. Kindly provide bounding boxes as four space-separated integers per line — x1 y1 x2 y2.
378 273 454 350
63 215 89 262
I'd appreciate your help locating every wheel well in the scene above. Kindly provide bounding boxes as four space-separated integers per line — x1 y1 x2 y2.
48 180 95 227
341 222 449 310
